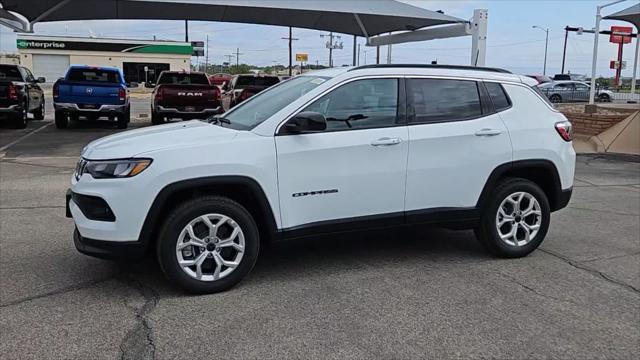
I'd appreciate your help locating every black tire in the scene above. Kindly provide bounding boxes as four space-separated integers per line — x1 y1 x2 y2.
151 111 165 125
474 178 550 258
33 99 45 120
11 104 27 129
549 94 562 103
54 110 69 129
117 109 129 129
598 94 611 103
157 196 260 294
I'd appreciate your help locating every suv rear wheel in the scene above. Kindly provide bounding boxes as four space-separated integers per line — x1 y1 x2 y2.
33 100 45 120
475 178 550 258
157 196 260 294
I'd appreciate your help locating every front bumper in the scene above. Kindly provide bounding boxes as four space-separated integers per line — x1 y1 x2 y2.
55 102 128 114
74 228 146 260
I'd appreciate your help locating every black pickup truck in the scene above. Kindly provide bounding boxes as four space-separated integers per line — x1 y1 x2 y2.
0 64 46 128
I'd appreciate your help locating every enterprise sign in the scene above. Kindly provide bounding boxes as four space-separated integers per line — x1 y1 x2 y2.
17 39 192 55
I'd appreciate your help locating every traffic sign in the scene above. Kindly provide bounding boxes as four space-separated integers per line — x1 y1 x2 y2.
295 53 309 62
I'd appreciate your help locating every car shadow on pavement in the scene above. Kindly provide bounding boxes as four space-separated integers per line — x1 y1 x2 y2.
117 226 488 297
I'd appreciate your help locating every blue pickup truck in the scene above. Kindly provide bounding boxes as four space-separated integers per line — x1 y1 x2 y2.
53 66 134 129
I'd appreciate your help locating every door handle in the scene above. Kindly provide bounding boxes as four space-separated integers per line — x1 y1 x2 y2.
474 128 503 137
371 137 402 146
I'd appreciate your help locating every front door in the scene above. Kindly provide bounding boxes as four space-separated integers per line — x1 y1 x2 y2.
275 78 409 231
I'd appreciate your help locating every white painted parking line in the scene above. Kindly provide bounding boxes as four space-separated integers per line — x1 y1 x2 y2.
0 122 52 155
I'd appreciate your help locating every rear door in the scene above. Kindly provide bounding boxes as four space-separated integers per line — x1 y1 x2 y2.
275 77 409 231
404 78 512 216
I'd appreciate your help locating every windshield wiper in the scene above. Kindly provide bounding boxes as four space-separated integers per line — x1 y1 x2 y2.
208 116 232 125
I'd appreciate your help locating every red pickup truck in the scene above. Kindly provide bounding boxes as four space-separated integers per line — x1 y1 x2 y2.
151 71 222 125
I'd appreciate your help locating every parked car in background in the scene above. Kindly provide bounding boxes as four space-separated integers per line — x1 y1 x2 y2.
537 80 612 103
221 74 280 110
54 66 133 129
553 73 586 82
0 64 45 128
151 71 222 125
526 74 552 84
208 73 233 87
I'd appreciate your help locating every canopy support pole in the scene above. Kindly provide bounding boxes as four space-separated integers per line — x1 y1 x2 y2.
353 35 357 66
32 0 71 24
470 9 487 66
632 31 639 95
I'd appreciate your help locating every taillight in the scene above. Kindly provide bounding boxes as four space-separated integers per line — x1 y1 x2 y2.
555 121 573 142
239 90 252 102
211 87 220 101
8 83 18 101
154 88 164 103
118 87 126 102
53 83 59 99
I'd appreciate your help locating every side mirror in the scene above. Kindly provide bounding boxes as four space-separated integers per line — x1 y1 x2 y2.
128 82 139 88
37 77 46 83
283 111 327 134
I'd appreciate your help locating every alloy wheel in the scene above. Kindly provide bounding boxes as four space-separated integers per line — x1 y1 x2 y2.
175 213 245 281
495 192 542 247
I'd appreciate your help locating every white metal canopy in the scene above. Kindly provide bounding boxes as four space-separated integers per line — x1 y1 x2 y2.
0 0 465 37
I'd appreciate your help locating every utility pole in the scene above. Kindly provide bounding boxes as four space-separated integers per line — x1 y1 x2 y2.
320 32 343 67
224 54 235 66
532 26 549 75
205 35 209 74
184 20 189 42
281 27 299 76
235 48 243 67
561 27 569 74
376 46 380 64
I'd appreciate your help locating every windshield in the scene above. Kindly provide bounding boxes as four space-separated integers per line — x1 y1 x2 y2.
223 75 329 130
158 73 210 85
235 76 280 88
0 66 22 81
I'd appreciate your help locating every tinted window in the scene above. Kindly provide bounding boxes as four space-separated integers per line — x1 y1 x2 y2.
408 79 481 123
555 83 574 89
0 65 22 81
68 68 121 83
303 78 399 131
157 73 209 85
235 76 280 88
485 82 511 111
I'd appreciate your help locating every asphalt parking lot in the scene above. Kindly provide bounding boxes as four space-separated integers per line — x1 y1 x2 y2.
1 96 639 359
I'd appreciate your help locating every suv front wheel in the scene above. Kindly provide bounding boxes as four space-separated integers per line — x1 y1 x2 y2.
475 178 550 258
157 196 260 294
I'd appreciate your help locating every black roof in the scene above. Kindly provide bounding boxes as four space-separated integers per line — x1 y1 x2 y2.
349 64 512 74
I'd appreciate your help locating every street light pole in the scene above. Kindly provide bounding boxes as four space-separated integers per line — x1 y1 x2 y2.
589 0 626 104
533 26 549 75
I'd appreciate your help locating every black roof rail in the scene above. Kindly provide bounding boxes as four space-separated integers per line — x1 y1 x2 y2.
349 64 513 74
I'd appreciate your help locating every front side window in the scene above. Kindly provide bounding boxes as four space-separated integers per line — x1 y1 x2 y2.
302 78 399 131
408 78 482 123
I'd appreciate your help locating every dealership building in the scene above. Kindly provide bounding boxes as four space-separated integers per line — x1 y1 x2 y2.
16 35 192 84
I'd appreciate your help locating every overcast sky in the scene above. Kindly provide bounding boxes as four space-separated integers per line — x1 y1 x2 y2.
0 0 638 77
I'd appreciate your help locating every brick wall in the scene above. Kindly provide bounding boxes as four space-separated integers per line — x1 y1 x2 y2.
562 112 628 136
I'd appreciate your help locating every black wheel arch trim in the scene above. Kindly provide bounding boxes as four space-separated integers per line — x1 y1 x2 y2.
138 175 279 250
476 159 568 212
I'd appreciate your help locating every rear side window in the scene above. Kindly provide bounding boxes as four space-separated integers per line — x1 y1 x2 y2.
408 78 482 123
67 68 121 83
158 73 210 85
485 82 511 111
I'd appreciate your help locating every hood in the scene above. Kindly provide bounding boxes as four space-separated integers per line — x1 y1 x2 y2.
82 120 238 159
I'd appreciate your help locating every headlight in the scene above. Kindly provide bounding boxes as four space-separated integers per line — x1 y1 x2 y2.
75 158 152 180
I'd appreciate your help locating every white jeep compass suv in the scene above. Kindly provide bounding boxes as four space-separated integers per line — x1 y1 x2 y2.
67 65 575 293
